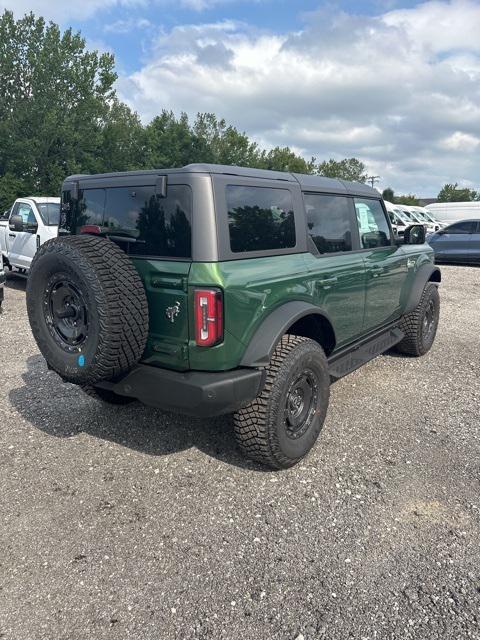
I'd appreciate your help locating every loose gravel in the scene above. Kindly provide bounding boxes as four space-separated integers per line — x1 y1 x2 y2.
0 266 479 640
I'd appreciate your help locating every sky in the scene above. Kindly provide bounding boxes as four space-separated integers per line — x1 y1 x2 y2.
2 0 480 196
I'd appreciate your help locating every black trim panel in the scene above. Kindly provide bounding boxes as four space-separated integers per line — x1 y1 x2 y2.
96 365 265 417
240 301 336 368
329 327 404 381
405 264 441 313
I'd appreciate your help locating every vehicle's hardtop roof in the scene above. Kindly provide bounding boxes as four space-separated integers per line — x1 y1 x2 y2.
65 164 379 198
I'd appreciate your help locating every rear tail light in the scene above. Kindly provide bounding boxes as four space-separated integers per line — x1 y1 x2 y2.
79 225 102 235
194 289 223 347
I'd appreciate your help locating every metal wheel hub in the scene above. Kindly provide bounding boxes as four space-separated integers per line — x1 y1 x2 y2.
44 277 89 352
285 370 318 440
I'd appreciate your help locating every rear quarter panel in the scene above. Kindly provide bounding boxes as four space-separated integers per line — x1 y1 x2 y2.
188 254 323 371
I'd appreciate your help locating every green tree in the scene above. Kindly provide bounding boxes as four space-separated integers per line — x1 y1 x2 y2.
259 147 316 174
395 194 419 206
382 187 395 202
191 113 261 166
144 111 196 169
0 10 118 208
0 173 26 212
437 182 478 202
98 99 146 173
316 158 368 183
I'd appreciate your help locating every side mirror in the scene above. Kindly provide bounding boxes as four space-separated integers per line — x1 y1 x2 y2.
9 214 24 232
25 221 38 234
404 224 426 245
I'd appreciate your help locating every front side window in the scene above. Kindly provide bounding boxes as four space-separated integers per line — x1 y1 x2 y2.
75 185 192 258
445 221 476 234
17 203 36 226
355 198 392 249
304 193 354 254
227 185 296 253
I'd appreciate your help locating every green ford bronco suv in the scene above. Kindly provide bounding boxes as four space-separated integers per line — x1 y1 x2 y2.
26 164 440 468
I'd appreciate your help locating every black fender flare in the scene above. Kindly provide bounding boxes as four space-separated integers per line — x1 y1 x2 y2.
240 301 336 368
404 263 441 314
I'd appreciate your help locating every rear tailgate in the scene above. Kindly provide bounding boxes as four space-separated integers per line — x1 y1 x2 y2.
61 176 194 372
133 259 191 371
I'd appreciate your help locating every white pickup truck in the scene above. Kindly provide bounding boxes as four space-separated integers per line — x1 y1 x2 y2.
0 197 60 272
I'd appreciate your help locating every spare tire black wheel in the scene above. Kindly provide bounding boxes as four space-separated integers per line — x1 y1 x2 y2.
27 236 149 385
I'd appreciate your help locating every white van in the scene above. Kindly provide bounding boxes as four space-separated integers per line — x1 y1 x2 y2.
425 201 480 223
410 206 445 232
384 200 411 237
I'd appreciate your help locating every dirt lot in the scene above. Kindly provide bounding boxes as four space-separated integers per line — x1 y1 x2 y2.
1 265 479 640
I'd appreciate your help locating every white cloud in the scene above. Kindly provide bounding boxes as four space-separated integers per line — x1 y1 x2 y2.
120 0 480 194
104 17 151 33
440 131 480 152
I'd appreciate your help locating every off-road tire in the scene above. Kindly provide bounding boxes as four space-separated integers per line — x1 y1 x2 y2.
396 282 440 356
233 335 330 469
27 236 149 385
81 384 136 405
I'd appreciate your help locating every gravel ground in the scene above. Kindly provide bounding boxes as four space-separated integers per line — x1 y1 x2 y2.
1 265 480 640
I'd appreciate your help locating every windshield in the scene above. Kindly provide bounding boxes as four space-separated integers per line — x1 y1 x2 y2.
413 210 430 222
393 208 410 224
36 202 60 226
424 211 440 223
401 209 422 223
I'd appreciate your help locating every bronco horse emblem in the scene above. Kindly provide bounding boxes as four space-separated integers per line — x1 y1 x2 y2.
165 301 181 323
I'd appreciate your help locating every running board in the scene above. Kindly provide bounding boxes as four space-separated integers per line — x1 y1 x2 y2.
328 327 404 381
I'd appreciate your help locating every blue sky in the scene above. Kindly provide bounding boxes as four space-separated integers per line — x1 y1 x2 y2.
1 0 480 195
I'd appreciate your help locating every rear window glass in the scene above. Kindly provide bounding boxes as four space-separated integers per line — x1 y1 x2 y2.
75 185 192 258
304 193 354 254
226 185 296 253
37 202 60 226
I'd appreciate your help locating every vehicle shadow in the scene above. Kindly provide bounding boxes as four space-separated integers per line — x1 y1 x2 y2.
5 271 27 291
8 355 267 472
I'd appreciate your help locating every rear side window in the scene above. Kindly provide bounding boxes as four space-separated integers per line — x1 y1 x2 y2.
226 185 296 253
37 202 60 226
75 185 192 258
445 221 476 234
354 198 392 249
304 193 354 254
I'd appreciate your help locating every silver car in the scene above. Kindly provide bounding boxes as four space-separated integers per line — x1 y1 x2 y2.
427 219 480 263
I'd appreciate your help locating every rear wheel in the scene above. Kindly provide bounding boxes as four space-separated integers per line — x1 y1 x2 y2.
396 282 440 356
234 335 330 469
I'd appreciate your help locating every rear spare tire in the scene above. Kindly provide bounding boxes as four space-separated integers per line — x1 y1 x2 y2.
27 236 149 385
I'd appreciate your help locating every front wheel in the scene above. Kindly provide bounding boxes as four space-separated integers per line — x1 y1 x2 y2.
234 335 330 469
396 282 440 356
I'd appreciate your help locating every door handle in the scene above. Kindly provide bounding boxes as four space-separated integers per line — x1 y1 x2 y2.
9 233 16 238
370 266 384 278
317 276 338 288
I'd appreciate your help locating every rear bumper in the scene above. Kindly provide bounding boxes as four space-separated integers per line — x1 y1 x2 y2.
96 364 265 417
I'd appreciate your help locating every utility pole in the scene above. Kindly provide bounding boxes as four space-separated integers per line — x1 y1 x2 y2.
367 175 380 188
